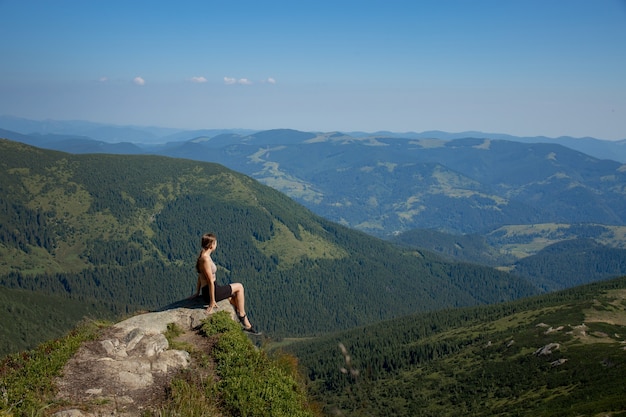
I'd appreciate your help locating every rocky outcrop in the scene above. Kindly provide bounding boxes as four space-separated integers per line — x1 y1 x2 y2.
53 297 237 417
534 342 560 356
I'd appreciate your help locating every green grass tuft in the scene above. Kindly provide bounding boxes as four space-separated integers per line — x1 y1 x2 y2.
0 320 104 416
200 311 318 417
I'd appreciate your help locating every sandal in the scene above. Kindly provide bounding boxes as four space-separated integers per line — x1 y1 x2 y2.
238 314 262 335
243 325 262 336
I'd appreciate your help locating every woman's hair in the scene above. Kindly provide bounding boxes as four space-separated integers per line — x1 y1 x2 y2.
200 233 217 250
196 233 217 273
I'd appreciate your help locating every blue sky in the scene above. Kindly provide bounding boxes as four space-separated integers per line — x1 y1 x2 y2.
1 0 625 139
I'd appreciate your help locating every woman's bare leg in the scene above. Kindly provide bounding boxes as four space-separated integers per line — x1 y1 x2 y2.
229 283 252 328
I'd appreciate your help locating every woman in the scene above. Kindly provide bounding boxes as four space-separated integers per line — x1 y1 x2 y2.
192 233 260 335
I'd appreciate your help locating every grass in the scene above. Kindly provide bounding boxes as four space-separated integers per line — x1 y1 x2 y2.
163 322 193 352
161 312 320 416
197 311 319 417
255 222 348 267
0 320 105 417
292 284 626 416
1 310 319 417
489 223 626 258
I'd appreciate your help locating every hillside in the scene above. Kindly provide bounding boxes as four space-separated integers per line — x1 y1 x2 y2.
392 224 626 291
0 301 318 417
3 122 626 237
283 275 626 416
0 286 118 355
152 131 626 236
0 139 539 357
512 238 626 291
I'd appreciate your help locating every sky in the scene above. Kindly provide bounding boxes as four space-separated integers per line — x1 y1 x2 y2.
1 0 625 140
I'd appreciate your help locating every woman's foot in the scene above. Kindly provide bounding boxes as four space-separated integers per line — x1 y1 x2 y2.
238 314 262 335
243 325 262 336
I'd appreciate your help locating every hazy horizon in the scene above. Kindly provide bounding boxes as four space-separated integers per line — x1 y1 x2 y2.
1 1 625 140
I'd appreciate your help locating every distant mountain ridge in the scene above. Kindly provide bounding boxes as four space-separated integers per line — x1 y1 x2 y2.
154 131 626 236
3 120 625 238
1 115 624 161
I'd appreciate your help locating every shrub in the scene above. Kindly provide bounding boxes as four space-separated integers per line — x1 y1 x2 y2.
202 311 317 417
0 321 103 416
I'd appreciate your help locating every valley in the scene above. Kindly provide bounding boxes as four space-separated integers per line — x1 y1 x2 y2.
2 121 626 416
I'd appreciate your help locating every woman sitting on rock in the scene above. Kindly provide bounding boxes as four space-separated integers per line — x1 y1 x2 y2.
192 232 260 335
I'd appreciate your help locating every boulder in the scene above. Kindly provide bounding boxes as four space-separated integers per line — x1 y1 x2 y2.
534 342 560 356
53 297 236 417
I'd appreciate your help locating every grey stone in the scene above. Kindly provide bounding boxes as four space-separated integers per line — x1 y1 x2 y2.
54 298 236 416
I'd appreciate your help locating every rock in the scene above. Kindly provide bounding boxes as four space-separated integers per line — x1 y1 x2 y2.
551 358 568 367
544 326 564 334
52 409 87 417
534 342 560 356
53 297 236 417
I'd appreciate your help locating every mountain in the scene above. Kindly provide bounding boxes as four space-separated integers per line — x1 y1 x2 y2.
152 131 626 236
159 128 258 143
392 224 626 290
0 128 146 154
512 238 626 291
0 115 181 143
2 119 626 237
391 228 515 266
347 129 626 163
3 116 626 161
0 139 539 356
283 275 626 416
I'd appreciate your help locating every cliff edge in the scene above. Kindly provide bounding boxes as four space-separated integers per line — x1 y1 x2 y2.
52 297 237 417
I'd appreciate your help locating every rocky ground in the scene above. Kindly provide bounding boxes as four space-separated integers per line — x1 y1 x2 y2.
51 298 235 417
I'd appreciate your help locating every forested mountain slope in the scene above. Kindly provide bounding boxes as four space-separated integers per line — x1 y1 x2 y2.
154 131 626 236
284 275 626 416
0 139 539 356
0 286 118 356
3 124 625 237
392 225 626 291
512 238 626 291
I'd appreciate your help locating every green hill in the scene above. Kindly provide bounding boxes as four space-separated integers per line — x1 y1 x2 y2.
393 225 626 291
154 132 626 236
283 275 626 416
4 124 626 237
0 139 539 357
392 228 514 266
0 286 118 355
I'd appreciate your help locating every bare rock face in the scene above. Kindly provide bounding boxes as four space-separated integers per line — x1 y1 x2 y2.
534 342 560 356
53 297 236 417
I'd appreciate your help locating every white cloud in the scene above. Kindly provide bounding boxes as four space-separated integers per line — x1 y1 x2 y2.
224 77 254 85
266 77 276 84
98 76 109 82
133 76 146 86
190 76 207 83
